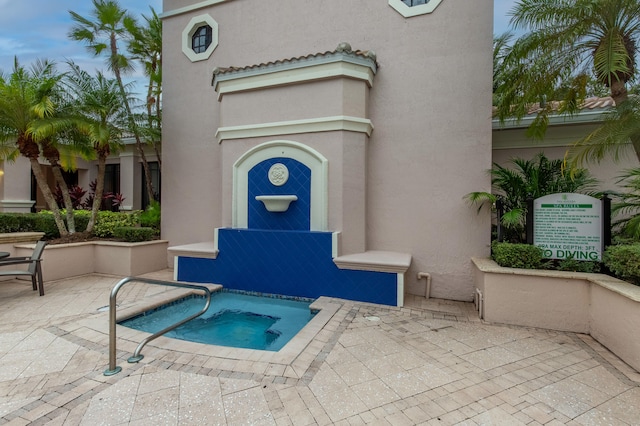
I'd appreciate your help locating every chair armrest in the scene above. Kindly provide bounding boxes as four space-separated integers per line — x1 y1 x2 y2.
1 256 30 261
0 258 36 267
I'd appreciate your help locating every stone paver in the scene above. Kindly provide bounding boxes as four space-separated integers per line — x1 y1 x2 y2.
0 271 638 425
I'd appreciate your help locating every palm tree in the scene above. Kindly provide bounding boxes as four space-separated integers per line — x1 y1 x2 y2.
493 32 514 106
0 59 71 236
68 0 156 202
466 153 598 242
610 168 640 239
128 7 162 168
494 0 640 162
63 62 127 233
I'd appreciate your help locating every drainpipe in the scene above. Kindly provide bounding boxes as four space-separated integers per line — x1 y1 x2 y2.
475 288 483 319
417 272 431 299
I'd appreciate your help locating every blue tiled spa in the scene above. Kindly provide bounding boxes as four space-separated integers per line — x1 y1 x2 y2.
169 47 411 306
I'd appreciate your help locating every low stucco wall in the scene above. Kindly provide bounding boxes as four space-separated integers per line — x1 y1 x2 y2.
472 257 640 372
589 279 640 373
14 240 169 281
94 241 169 277
0 232 45 258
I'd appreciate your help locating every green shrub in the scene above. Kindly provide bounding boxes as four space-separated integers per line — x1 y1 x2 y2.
139 201 160 231
93 211 140 238
113 226 156 242
73 210 90 233
603 244 640 286
556 256 601 273
36 210 91 237
0 210 137 239
0 213 24 233
34 213 60 238
491 241 544 269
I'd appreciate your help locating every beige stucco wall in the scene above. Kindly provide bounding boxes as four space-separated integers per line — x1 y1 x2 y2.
590 284 640 373
481 269 591 333
0 157 34 212
473 258 640 372
161 0 493 301
493 124 640 191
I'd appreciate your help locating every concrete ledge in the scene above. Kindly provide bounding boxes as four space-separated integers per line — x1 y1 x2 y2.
0 232 45 259
472 257 640 372
472 257 640 302
0 232 45 244
333 250 412 273
168 242 219 259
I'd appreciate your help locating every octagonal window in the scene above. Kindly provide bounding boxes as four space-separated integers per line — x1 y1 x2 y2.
192 25 212 54
182 14 219 62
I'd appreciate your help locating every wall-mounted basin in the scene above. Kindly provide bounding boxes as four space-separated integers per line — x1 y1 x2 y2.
255 195 298 212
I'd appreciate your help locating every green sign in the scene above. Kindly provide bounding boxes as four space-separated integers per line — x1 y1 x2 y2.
533 193 602 261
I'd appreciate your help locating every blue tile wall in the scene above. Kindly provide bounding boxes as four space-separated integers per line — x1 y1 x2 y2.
177 228 398 306
248 158 311 231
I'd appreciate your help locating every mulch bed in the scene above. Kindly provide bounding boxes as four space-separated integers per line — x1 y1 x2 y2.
44 232 120 245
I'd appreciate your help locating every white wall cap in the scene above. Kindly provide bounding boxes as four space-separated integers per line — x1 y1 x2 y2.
334 250 412 273
168 241 219 259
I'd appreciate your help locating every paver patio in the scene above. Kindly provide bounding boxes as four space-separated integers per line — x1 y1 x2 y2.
0 271 639 425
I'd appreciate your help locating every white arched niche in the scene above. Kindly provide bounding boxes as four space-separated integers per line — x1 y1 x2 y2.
232 140 329 230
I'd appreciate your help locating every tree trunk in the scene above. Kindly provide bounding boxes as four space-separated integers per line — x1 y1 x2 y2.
85 156 106 233
41 139 76 233
28 158 68 237
147 62 162 168
610 80 628 106
50 165 76 233
110 32 156 204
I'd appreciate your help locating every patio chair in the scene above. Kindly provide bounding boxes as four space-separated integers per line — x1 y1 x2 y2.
0 241 48 296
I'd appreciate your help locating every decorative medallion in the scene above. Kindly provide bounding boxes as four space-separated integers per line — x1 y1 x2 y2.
268 163 289 186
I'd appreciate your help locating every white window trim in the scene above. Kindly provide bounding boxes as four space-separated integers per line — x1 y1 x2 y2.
181 14 219 62
232 140 329 231
388 0 444 17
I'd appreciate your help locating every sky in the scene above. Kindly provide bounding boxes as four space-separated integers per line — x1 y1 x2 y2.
0 0 516 92
0 0 162 97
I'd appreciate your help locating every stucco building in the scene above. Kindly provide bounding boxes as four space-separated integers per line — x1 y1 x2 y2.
493 97 640 191
161 0 493 304
0 140 159 213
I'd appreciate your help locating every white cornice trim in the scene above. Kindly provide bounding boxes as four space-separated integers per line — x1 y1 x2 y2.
388 0 444 17
493 139 633 150
0 200 35 208
216 116 373 143
213 58 376 100
492 110 609 130
160 0 230 19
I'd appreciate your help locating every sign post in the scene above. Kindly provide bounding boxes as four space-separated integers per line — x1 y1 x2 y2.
533 193 603 261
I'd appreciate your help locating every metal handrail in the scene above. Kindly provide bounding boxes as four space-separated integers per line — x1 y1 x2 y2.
104 276 213 376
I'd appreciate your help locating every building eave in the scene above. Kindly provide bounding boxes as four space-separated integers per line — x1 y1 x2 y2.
492 110 610 130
